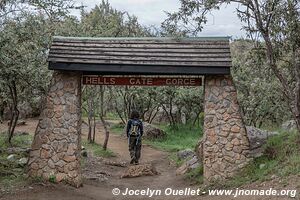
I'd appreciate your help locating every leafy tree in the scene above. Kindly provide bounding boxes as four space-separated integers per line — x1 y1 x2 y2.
78 0 153 147
0 14 51 144
164 0 300 133
0 0 77 143
231 39 291 127
80 0 151 37
174 87 204 126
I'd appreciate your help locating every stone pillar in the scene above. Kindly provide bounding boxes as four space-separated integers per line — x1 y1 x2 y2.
27 71 82 187
203 75 251 182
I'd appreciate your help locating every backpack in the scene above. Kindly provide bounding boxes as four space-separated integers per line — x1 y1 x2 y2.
129 120 141 137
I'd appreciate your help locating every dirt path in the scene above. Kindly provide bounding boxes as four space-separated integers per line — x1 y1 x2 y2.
79 120 195 200
1 119 298 200
1 119 197 200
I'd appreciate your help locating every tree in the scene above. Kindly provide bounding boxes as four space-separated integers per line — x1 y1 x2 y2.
164 0 300 133
231 39 291 127
80 0 152 37
0 14 50 144
174 87 204 126
81 86 97 143
98 86 109 150
0 0 77 144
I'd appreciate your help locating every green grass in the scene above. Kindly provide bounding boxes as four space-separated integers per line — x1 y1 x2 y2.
168 152 186 166
0 133 32 149
0 132 33 191
104 112 122 120
110 123 125 135
110 121 300 188
185 165 204 184
110 123 203 151
144 124 203 152
82 112 120 120
218 129 300 188
0 173 28 192
82 139 116 158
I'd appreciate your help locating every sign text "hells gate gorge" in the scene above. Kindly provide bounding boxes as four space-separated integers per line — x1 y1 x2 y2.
82 76 203 86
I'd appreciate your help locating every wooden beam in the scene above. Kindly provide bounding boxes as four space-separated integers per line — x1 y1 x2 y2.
53 36 231 43
48 54 232 62
51 42 230 49
48 62 230 75
50 49 231 58
48 58 231 67
50 45 231 53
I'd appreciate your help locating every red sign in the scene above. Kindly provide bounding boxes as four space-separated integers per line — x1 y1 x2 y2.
82 76 202 86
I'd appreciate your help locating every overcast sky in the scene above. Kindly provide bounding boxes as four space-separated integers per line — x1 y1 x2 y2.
72 0 246 38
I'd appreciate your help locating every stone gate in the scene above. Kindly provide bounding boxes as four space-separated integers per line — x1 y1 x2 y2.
27 36 250 187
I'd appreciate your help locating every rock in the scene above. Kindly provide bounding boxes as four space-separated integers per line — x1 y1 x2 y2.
177 149 195 160
176 163 189 175
55 173 66 182
271 174 278 179
124 122 166 139
18 120 26 126
7 147 30 155
18 157 28 167
176 156 201 175
281 120 297 131
7 154 16 161
7 120 26 126
81 150 88 157
142 122 166 139
63 155 76 162
104 160 126 167
146 106 181 124
14 131 29 136
12 168 23 173
85 175 108 182
246 126 278 158
121 163 159 178
259 164 266 169
186 156 200 169
81 146 85 150
95 171 111 176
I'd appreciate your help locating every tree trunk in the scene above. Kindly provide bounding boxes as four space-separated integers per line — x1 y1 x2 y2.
92 115 96 143
87 98 92 143
263 34 300 134
101 116 109 151
149 108 159 124
192 111 201 126
87 115 92 143
99 86 109 150
168 96 177 127
7 80 19 145
109 87 126 124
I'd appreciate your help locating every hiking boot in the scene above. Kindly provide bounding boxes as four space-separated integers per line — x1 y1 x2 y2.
130 157 136 164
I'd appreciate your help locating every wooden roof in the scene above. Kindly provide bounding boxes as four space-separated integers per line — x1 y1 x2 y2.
48 36 232 75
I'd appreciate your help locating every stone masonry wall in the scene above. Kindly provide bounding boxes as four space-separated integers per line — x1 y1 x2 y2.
203 75 251 182
27 71 82 187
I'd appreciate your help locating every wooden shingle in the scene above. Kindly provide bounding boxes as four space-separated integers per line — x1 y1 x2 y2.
48 36 232 75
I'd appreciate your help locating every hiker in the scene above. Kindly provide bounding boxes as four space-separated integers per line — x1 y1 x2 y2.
126 110 143 165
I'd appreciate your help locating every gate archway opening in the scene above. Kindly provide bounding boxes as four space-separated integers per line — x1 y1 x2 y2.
28 36 250 187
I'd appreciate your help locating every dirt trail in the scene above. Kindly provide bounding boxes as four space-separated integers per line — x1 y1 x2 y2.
1 119 197 200
1 119 298 200
79 120 195 200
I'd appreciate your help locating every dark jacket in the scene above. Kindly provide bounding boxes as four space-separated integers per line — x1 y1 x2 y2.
126 119 143 138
